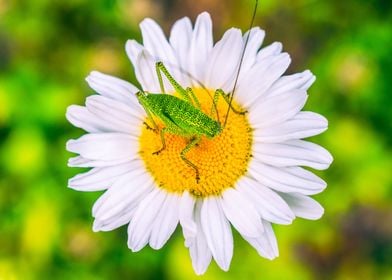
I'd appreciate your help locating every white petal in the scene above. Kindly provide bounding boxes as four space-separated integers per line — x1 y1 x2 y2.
243 220 279 260
135 50 160 92
200 197 233 271
253 140 333 170
66 105 101 133
92 170 154 221
248 161 327 195
85 71 142 111
237 177 295 224
268 70 316 97
140 18 177 65
221 188 264 238
125 39 144 67
262 220 279 256
248 90 308 128
67 155 130 168
301 74 317 91
85 95 142 135
179 191 197 246
68 156 90 167
86 94 143 121
169 17 193 86
140 18 180 91
68 160 143 191
127 188 167 252
149 193 180 250
240 27 266 75
236 53 291 107
279 193 324 220
254 111 328 142
188 201 212 275
93 204 136 232
188 12 213 85
204 28 243 91
66 133 138 161
67 98 143 135
256 42 283 62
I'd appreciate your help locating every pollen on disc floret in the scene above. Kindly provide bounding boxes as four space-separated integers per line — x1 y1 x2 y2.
138 88 253 197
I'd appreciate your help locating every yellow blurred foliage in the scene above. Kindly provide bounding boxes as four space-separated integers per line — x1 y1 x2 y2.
2 128 46 176
0 259 19 280
0 88 11 126
85 42 123 75
21 198 59 265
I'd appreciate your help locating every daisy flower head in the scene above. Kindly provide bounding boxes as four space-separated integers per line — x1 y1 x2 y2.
66 11 333 275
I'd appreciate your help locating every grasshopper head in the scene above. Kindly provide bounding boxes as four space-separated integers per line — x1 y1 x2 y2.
205 121 222 139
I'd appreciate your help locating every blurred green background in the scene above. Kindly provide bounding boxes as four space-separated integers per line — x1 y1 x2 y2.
1 0 392 279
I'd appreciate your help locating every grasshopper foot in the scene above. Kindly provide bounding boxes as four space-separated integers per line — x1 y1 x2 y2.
152 148 164 155
195 172 200 184
143 122 159 134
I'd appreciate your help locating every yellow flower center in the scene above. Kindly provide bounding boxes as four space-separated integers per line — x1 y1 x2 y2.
138 88 253 197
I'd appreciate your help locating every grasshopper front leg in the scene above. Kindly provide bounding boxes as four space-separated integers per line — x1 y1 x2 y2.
181 136 201 183
152 127 168 155
152 121 185 155
153 127 201 183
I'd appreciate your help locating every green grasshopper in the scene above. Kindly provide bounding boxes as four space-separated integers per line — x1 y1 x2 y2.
135 0 258 183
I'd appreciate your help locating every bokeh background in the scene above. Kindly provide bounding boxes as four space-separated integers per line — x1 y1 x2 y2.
1 0 392 279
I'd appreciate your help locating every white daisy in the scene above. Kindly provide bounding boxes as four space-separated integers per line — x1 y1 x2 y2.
66 12 332 275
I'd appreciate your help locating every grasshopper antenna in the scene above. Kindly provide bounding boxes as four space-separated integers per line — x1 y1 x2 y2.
223 0 259 128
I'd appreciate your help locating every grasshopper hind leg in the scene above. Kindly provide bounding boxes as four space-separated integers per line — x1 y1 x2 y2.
181 136 201 183
216 89 248 115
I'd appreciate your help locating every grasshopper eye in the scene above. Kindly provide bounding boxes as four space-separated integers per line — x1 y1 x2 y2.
214 122 222 137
